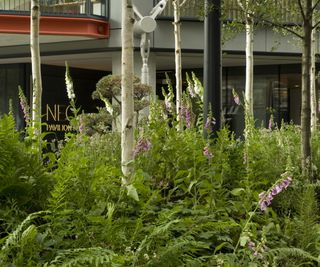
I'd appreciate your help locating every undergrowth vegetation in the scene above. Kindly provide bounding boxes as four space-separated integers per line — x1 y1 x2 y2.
1 74 320 266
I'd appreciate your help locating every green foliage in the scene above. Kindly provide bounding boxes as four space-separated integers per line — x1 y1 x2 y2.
0 211 50 267
0 114 52 235
267 247 320 266
76 74 152 135
44 247 127 267
1 74 320 266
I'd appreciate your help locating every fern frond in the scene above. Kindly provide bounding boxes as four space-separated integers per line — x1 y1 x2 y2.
1 210 49 252
136 219 180 254
267 247 320 265
0 114 16 173
44 247 124 267
149 237 209 266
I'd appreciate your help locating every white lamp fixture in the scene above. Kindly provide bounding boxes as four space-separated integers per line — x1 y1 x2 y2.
133 0 168 85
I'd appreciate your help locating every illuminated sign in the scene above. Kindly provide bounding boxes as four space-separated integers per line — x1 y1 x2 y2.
44 104 74 132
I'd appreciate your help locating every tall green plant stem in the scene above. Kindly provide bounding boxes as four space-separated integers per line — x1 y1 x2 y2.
233 205 259 254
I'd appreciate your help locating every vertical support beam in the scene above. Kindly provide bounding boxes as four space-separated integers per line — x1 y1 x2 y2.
203 0 221 134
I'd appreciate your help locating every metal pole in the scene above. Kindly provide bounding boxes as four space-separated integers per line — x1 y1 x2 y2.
203 0 221 134
140 33 150 85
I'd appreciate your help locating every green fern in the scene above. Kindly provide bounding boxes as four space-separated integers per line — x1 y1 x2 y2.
147 236 209 267
44 247 126 267
267 247 320 266
295 185 319 254
0 114 16 173
282 184 320 254
1 210 49 251
0 211 49 266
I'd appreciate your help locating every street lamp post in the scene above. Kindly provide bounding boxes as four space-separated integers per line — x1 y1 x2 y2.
133 0 168 85
203 0 222 134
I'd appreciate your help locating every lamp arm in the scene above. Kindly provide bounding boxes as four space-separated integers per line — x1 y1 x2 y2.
133 4 143 20
150 0 168 19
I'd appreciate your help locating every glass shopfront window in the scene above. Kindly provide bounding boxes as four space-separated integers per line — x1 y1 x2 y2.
156 63 306 135
279 65 301 125
222 64 299 134
222 67 245 134
0 64 25 129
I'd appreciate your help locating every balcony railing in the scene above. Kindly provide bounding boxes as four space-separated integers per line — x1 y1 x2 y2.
157 0 300 24
0 0 108 19
156 0 204 19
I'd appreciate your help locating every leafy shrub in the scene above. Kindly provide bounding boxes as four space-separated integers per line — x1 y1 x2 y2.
0 114 52 235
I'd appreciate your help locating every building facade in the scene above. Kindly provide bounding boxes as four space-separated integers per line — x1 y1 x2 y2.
0 0 314 134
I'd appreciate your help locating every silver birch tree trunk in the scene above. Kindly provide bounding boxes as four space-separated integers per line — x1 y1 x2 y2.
301 0 312 177
310 3 317 133
30 0 43 150
121 0 135 178
245 16 254 117
236 0 254 118
173 0 187 131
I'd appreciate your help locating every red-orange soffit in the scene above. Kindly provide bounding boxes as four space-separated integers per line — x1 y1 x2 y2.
0 15 109 38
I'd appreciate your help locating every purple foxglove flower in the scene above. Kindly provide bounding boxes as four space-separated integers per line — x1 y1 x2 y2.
259 175 293 211
259 200 267 211
204 117 211 130
204 117 216 132
232 89 240 105
18 88 30 124
248 241 256 251
79 124 85 134
185 108 192 128
134 138 151 156
203 145 213 159
180 106 192 128
281 176 292 189
259 192 266 199
265 193 273 205
271 185 282 196
234 95 240 105
268 117 273 130
187 84 196 98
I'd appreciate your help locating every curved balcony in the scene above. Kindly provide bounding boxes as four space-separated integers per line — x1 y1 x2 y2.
0 0 108 18
0 0 109 38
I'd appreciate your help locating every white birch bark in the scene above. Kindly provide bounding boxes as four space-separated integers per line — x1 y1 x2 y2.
30 0 43 147
301 0 312 177
236 0 254 118
121 0 135 177
310 2 317 133
245 16 254 117
173 0 187 131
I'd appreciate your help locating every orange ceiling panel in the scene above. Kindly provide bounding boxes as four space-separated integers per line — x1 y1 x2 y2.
0 15 109 38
